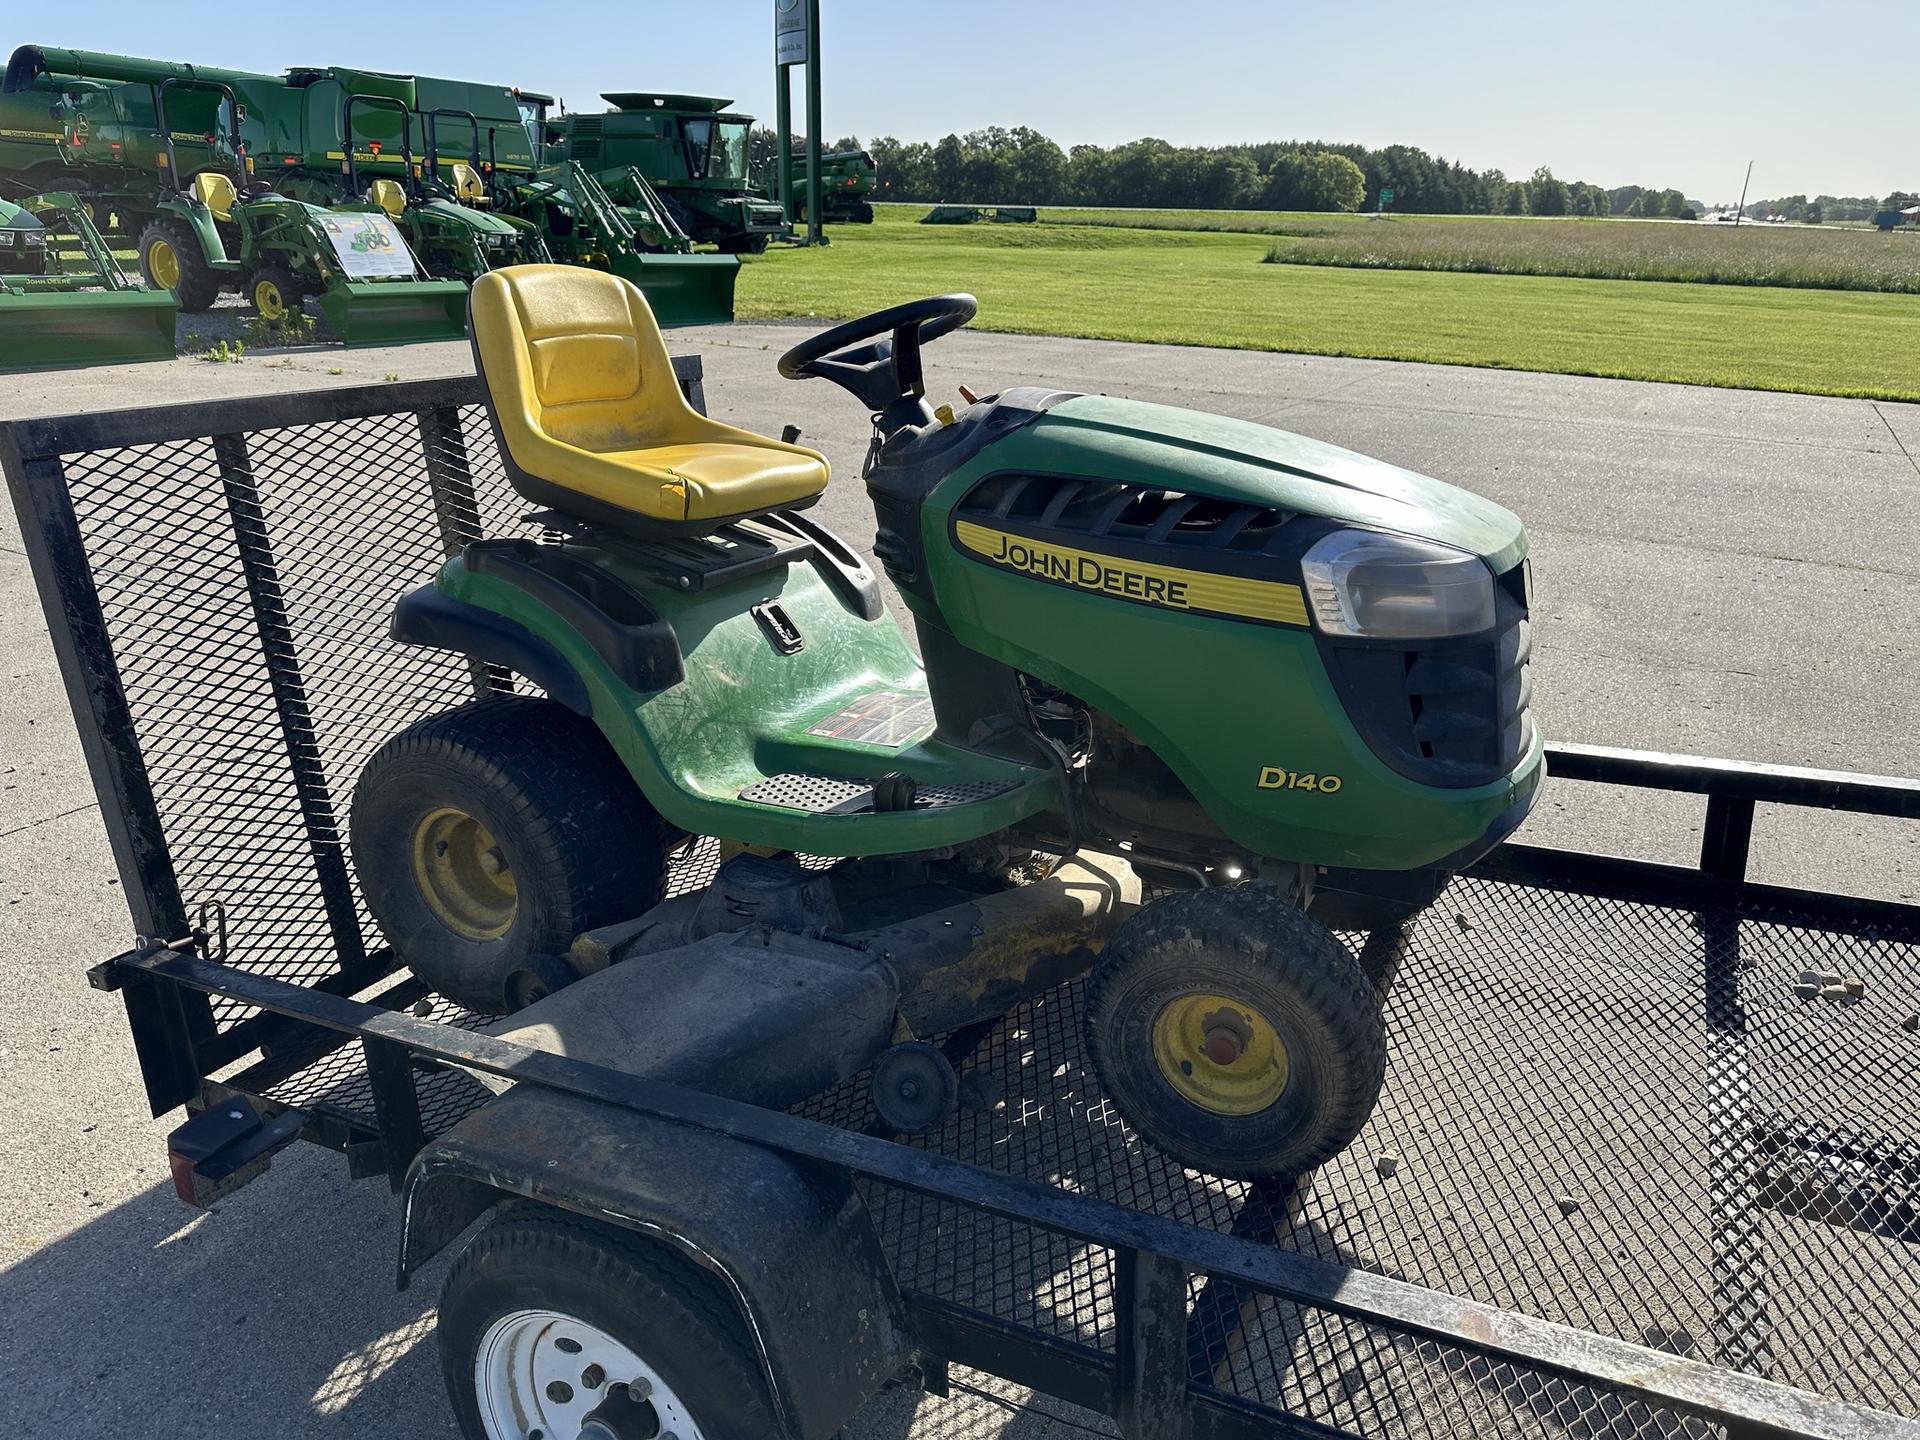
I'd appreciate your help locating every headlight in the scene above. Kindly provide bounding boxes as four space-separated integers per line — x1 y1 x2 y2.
0 231 16 248
1301 530 1496 639
24 230 46 246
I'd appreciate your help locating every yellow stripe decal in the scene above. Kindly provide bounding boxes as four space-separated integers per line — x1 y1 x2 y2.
954 520 1308 627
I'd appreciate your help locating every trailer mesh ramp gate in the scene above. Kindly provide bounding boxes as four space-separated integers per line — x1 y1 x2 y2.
5 377 1916 1440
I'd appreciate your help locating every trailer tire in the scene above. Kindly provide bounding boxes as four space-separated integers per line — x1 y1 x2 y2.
350 696 674 1015
441 1204 776 1440
136 217 221 311
1084 885 1386 1180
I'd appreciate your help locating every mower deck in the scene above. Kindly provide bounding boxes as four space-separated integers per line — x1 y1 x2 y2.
234 842 1918 1428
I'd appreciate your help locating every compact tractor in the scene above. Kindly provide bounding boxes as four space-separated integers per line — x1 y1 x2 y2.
352 272 1542 1179
123 78 467 344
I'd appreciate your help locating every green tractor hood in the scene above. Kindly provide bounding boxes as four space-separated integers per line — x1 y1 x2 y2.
1024 395 1527 571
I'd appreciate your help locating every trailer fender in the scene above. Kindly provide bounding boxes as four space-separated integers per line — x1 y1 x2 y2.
399 1086 913 1440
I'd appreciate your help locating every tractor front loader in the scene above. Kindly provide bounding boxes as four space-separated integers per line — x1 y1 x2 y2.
493 152 737 326
0 191 176 370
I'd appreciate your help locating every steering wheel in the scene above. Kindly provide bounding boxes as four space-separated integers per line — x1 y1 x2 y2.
777 294 977 413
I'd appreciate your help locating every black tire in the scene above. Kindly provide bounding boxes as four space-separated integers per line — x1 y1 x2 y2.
349 696 673 1014
135 216 222 311
440 1205 776 1440
1084 885 1386 1180
719 232 772 255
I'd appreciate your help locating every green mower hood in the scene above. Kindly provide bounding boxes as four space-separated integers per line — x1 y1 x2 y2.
1023 395 1527 572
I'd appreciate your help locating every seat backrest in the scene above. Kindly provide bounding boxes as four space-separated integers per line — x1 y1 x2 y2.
451 162 487 203
470 264 693 465
368 178 408 219
190 171 237 222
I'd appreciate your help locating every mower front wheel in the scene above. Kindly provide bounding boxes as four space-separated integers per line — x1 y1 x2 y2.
350 696 675 1014
1084 886 1386 1180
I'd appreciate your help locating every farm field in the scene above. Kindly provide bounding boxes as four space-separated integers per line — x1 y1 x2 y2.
741 210 1920 400
877 202 1910 289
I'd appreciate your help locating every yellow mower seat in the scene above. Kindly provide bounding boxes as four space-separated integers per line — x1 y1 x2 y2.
190 171 237 222
470 265 828 529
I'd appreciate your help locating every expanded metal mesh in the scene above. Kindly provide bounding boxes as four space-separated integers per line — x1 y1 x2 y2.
31 385 1920 1436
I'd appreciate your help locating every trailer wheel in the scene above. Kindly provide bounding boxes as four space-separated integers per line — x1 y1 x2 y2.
1084 886 1386 1179
350 696 674 1014
136 217 221 311
441 1206 775 1440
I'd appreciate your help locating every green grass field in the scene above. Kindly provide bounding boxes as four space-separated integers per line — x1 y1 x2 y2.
740 209 1920 401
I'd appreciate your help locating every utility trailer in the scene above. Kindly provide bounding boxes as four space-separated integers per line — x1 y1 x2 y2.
5 376 1918 1440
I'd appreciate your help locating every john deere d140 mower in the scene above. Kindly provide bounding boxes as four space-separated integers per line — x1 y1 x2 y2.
351 274 1541 1179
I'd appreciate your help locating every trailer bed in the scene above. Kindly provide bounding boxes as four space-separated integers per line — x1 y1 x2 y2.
6 375 1916 1440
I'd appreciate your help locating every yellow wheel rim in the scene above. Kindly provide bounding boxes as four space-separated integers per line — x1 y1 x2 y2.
147 237 180 290
1151 992 1289 1116
254 277 286 318
411 807 517 940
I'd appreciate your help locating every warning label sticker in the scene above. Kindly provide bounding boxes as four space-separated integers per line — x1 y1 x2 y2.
807 690 935 748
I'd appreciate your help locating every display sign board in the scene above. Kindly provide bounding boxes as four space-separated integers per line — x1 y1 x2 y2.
776 0 810 65
319 211 416 279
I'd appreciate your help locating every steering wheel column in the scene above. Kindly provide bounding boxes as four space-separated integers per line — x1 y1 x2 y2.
777 294 978 437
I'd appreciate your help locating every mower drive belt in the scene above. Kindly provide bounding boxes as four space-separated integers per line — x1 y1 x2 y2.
739 772 1017 815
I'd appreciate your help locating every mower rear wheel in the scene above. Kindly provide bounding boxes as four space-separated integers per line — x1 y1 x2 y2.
1084 886 1386 1179
719 232 772 255
136 217 221 311
350 696 675 1014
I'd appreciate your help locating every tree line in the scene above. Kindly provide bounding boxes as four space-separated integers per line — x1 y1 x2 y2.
758 126 1705 218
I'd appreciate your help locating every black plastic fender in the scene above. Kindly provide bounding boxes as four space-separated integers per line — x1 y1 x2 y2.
398 1085 914 1440
390 583 593 716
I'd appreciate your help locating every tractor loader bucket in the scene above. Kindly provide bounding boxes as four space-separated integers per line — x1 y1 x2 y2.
0 287 179 371
608 251 739 328
318 278 469 349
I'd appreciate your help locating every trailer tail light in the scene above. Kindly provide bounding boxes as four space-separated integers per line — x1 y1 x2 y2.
166 1096 304 1208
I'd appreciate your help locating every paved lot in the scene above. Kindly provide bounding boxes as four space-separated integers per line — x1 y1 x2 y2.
3 327 1917 1437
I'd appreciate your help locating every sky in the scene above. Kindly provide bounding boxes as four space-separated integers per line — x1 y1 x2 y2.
38 0 1912 203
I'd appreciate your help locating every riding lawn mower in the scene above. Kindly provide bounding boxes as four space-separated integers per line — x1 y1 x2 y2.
352 269 1541 1178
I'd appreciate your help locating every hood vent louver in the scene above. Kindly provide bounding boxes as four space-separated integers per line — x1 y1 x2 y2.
957 474 1295 555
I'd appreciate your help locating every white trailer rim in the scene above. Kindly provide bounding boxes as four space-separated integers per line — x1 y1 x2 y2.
475 1307 704 1440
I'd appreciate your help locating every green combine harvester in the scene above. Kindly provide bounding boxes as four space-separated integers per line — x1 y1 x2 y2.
552 93 789 252
0 47 734 327
0 191 176 369
785 147 875 224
